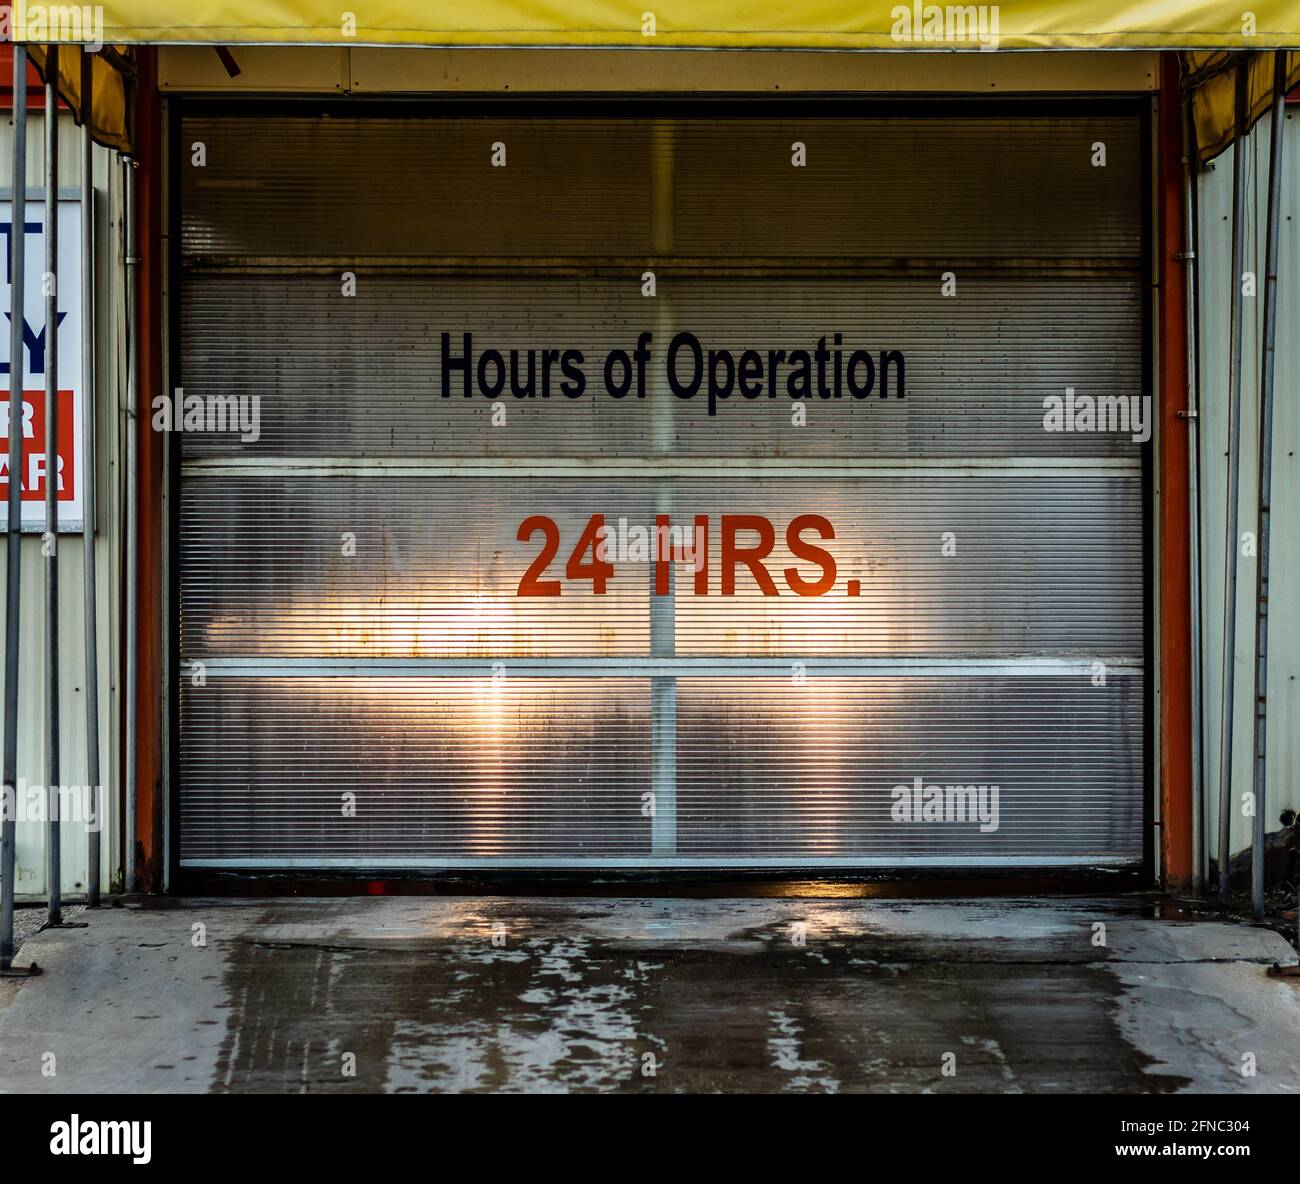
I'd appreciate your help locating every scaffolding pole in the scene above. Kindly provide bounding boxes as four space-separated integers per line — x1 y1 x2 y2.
81 50 101 908
1249 52 1288 922
123 157 137 894
1 46 38 975
1215 56 1250 903
1180 81 1206 896
43 45 62 927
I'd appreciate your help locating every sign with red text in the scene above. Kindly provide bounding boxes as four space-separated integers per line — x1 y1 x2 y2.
0 197 84 532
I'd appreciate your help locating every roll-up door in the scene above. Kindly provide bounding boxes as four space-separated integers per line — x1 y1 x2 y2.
176 109 1147 870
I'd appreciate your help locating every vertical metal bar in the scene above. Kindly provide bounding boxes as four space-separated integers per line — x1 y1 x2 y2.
44 45 62 926
650 491 676 857
123 156 137 893
1249 52 1287 921
80 50 100 907
1 46 29 971
1180 86 1206 896
650 117 675 463
649 121 676 858
1216 57 1250 903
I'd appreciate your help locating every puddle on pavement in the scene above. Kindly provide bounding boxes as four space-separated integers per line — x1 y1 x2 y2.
212 905 1192 1094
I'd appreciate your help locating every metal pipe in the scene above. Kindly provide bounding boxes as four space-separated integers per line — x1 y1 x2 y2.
1215 57 1250 903
81 50 100 908
1180 84 1206 897
123 157 137 893
1249 52 1288 921
43 45 61 926
1 46 28 971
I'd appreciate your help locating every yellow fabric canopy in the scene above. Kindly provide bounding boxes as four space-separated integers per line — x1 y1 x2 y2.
8 0 1300 51
10 3 1300 157
27 45 133 154
1186 49 1300 159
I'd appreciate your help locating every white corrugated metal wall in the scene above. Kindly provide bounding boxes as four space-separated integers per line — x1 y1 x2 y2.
0 108 126 900
1197 100 1300 883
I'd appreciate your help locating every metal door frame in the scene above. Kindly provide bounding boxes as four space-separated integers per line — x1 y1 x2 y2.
162 93 1156 889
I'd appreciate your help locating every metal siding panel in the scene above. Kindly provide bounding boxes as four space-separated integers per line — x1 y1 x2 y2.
1196 109 1300 872
0 112 121 899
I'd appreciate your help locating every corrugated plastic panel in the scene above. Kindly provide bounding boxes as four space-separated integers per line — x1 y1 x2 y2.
179 115 1142 260
178 475 1143 658
179 675 1143 865
178 274 1144 460
176 109 1147 871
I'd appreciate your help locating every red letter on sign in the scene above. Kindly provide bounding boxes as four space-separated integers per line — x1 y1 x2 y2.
517 515 562 596
566 514 615 595
721 515 778 596
784 514 837 596
655 514 709 597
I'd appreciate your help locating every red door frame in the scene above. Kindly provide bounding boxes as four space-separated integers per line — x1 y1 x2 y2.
1156 52 1195 892
132 47 166 891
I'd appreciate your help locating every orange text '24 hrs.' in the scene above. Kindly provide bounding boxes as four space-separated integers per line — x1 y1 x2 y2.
516 513 848 597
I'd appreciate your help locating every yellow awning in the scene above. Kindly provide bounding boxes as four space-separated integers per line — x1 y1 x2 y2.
8 1 1300 51
27 45 133 155
1186 49 1300 159
10 4 1300 158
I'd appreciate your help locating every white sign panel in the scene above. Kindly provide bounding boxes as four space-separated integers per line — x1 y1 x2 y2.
0 196 84 532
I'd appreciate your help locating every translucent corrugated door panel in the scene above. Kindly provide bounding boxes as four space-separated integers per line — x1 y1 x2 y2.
180 678 652 861
179 274 1143 461
177 110 1146 869
674 677 1143 863
180 475 1142 658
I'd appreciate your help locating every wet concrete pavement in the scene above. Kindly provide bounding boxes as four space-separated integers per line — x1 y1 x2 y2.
0 895 1297 1093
